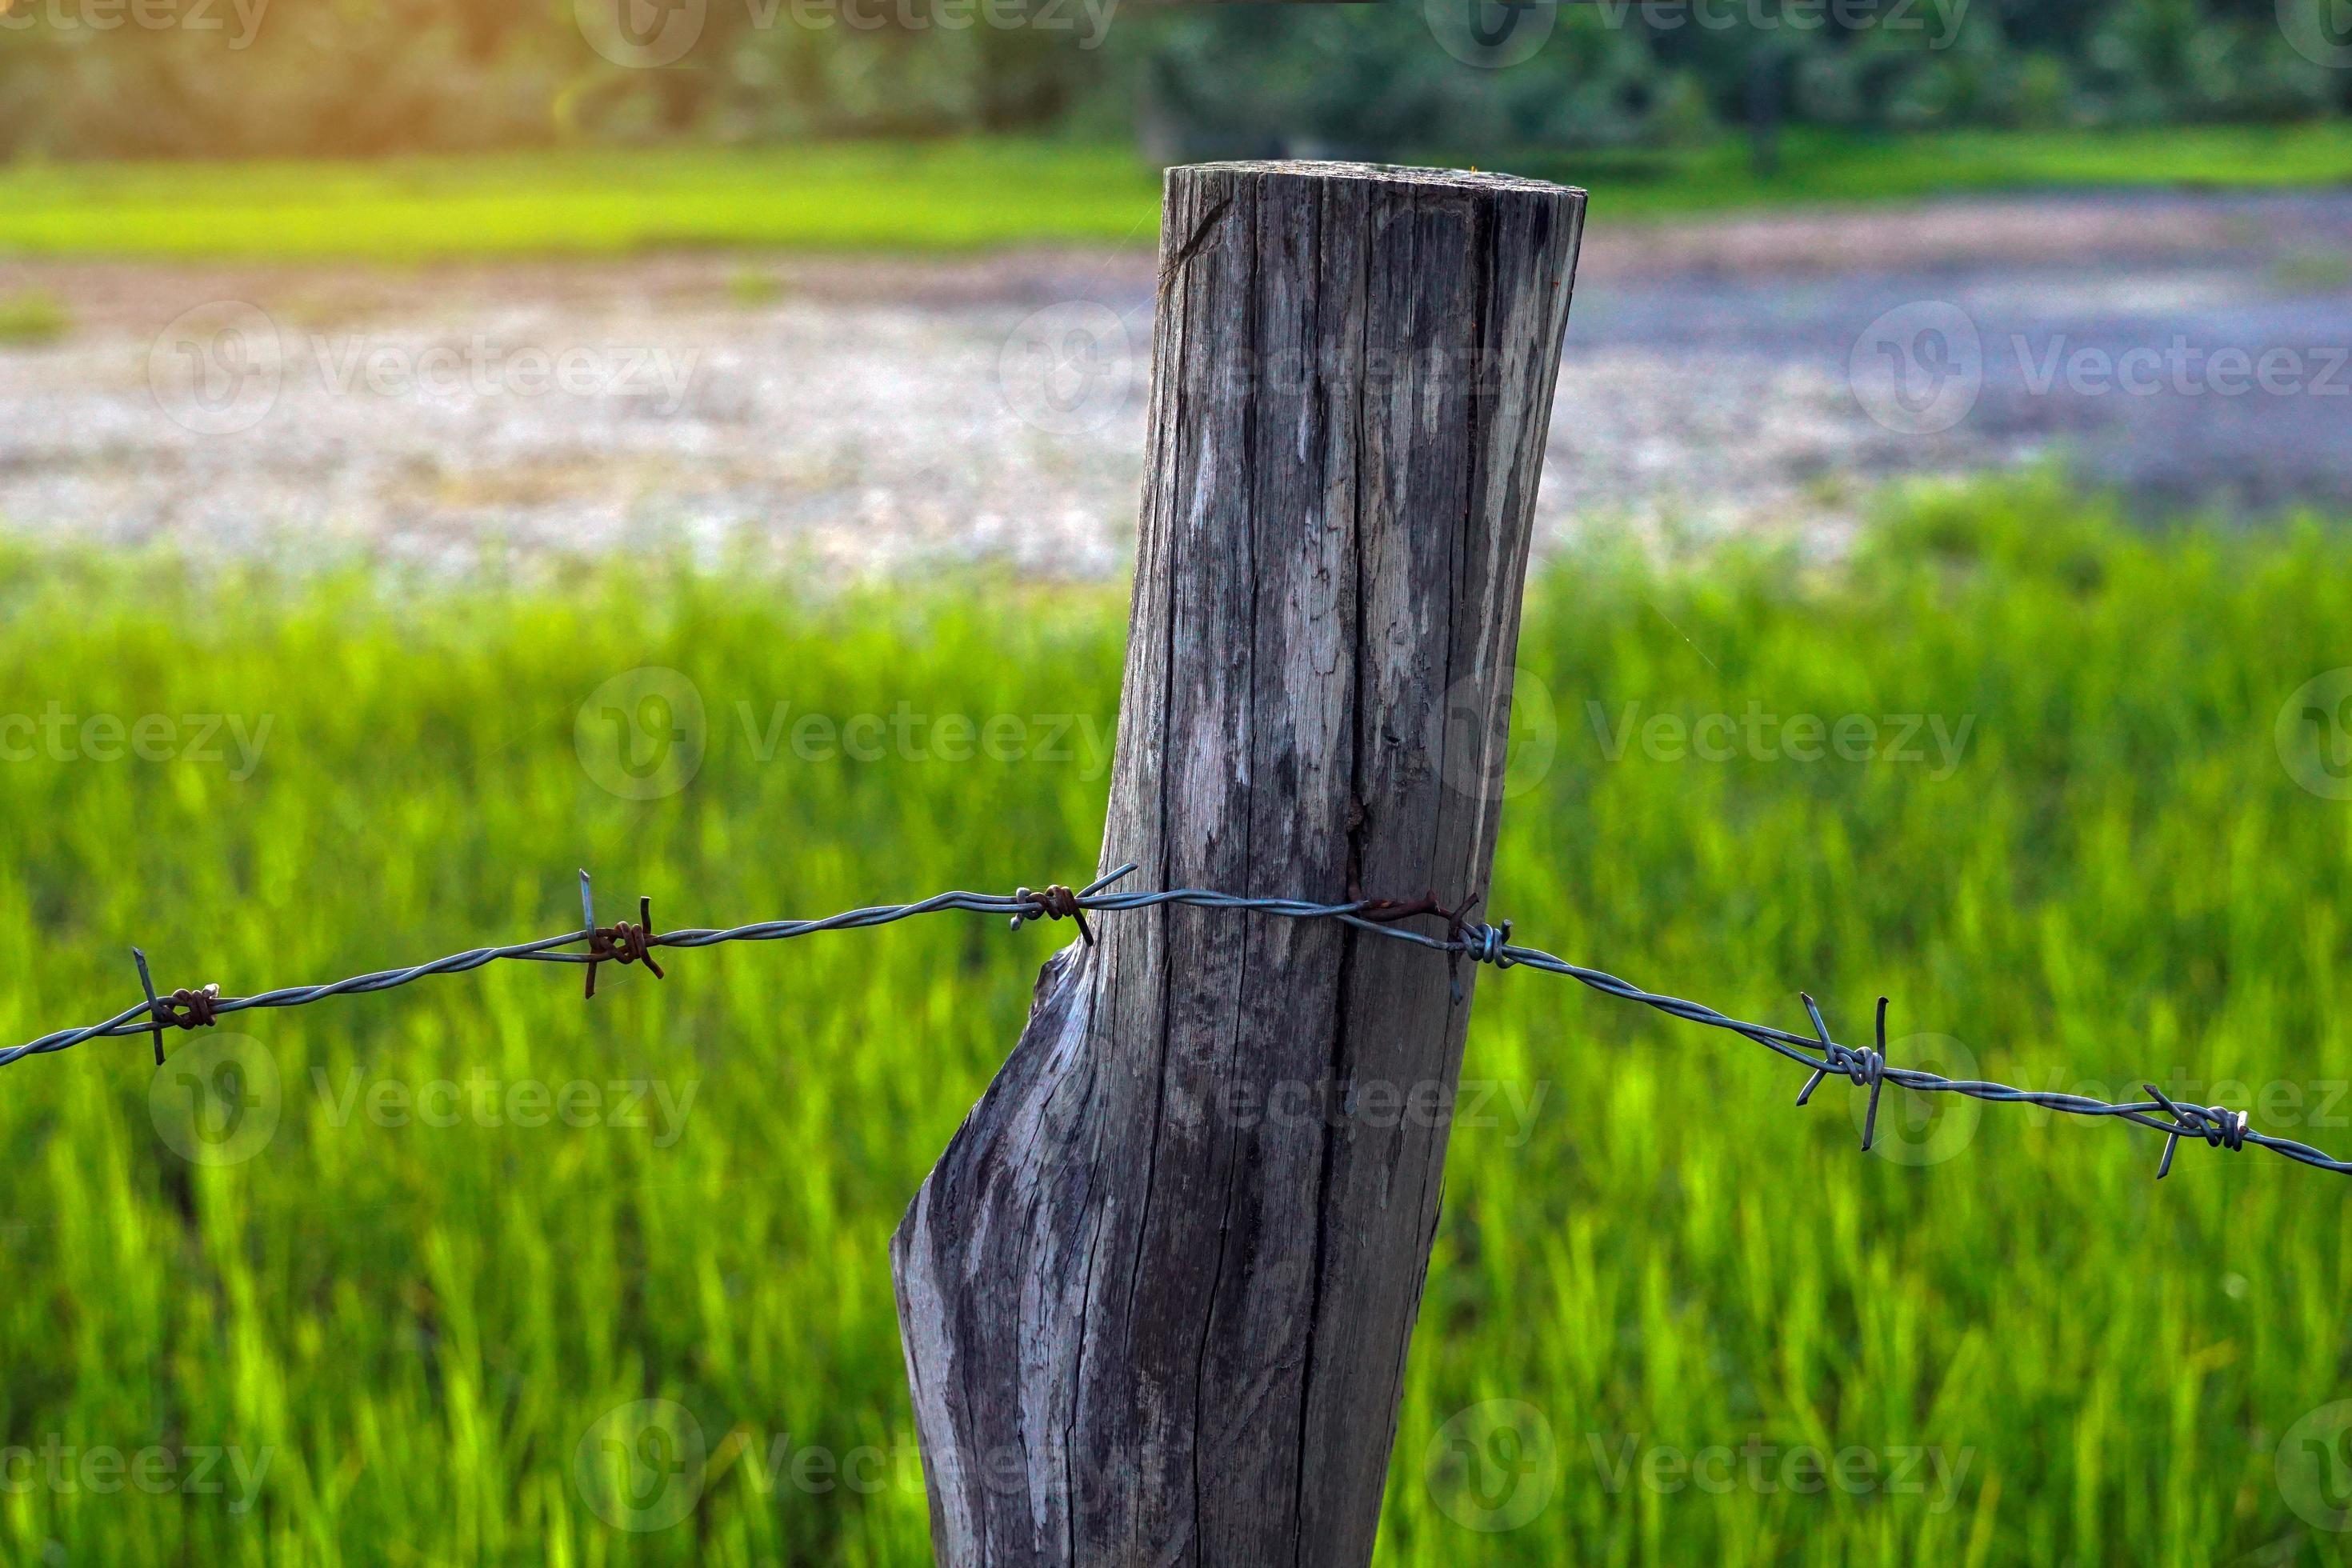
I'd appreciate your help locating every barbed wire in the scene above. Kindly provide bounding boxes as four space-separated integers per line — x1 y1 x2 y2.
4 865 2344 1180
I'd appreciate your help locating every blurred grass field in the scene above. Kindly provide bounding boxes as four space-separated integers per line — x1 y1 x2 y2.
2 476 2350 1564
4 122 2352 259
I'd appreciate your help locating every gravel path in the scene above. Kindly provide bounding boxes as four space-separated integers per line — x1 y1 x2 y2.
3 189 2348 576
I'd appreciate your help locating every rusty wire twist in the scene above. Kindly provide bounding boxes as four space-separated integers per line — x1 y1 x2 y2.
6 865 2346 1181
1009 884 1092 946
580 873 665 999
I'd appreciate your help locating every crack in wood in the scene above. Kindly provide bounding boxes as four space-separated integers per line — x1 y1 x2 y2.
1158 194 1234 300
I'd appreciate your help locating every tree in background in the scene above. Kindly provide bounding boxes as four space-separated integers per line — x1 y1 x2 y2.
0 0 2342 161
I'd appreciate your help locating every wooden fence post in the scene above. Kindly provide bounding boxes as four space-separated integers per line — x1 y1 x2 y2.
892 161 1584 1566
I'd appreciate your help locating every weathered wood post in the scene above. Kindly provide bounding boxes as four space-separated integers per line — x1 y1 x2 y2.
893 161 1583 1565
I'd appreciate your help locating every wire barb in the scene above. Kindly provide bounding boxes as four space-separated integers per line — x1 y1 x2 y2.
1794 994 1836 1107
1458 922 1517 968
2142 1082 2249 1179
1793 994 1892 1150
129 947 219 1066
1863 997 1890 1153
1438 890 1511 1004
579 873 665 1000
1010 885 1093 946
7 870 2345 1182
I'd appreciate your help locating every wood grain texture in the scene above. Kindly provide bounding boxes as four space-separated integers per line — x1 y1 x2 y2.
892 161 1584 1567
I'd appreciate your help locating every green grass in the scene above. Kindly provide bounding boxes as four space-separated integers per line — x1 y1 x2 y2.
0 287 68 345
4 122 2350 261
2 475 2350 1563
2274 250 2352 293
1533 119 2352 218
0 140 1165 261
725 267 790 308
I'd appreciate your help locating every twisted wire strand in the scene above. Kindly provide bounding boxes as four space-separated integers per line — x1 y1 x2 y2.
6 865 2345 1178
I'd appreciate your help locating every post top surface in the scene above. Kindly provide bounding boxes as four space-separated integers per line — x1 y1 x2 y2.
1172 160 1583 199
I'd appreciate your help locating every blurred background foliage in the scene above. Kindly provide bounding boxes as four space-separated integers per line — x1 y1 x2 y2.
5 476 2352 1561
0 0 2345 163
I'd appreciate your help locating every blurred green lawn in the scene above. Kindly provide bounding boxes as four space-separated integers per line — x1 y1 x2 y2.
5 123 2352 259
2 477 2350 1563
